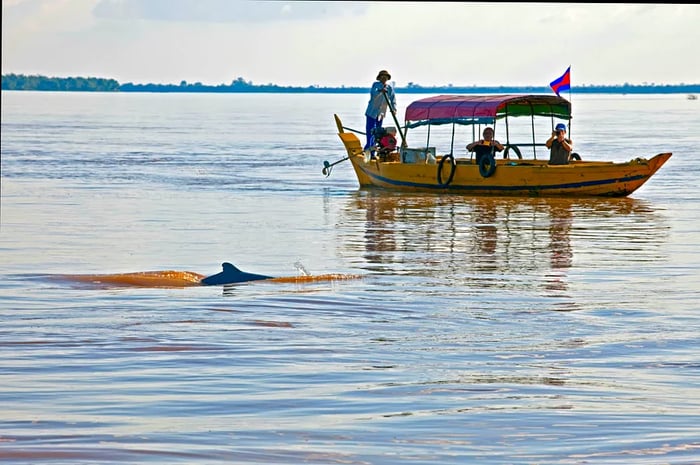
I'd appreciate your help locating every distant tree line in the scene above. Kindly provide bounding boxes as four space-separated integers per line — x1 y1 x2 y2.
2 73 120 91
2 73 699 94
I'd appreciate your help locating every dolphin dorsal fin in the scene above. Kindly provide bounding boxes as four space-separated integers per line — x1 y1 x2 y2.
222 262 241 273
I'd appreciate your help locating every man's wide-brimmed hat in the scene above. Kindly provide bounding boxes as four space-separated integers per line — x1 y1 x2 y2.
376 70 391 80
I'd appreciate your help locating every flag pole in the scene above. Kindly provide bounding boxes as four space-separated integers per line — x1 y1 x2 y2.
568 65 572 139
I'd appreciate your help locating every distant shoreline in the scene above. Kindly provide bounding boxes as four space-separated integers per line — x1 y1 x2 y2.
2 73 699 94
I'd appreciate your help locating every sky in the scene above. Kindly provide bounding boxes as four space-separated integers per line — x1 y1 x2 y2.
2 1 699 88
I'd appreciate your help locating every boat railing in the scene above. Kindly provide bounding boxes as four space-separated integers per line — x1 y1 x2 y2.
502 142 550 160
506 143 548 147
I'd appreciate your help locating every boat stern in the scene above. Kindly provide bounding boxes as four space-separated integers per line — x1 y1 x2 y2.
645 152 672 175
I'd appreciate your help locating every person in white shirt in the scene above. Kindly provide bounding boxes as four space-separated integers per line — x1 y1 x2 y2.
364 69 396 152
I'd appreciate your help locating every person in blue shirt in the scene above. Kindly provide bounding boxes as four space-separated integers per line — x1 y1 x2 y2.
364 70 397 152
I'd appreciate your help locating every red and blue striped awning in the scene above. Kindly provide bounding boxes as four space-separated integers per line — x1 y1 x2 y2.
404 94 571 128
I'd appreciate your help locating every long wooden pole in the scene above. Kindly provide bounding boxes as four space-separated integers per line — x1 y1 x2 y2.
382 90 407 148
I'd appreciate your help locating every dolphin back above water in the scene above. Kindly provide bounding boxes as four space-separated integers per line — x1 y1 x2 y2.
53 262 360 288
200 262 273 285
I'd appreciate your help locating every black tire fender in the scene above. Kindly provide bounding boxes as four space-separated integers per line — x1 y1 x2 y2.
437 154 456 187
503 145 522 159
479 154 497 178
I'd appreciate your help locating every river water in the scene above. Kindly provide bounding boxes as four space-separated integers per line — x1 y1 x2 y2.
1 91 699 464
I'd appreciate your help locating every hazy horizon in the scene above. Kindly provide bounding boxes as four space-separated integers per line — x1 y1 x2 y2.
2 2 698 88
3 72 698 90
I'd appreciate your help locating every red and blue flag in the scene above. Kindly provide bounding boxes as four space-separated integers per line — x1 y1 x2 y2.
550 66 571 96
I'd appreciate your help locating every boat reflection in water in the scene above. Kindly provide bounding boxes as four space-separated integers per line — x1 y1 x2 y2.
339 191 669 309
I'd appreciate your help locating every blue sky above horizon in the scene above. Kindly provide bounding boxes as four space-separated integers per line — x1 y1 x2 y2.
2 1 699 87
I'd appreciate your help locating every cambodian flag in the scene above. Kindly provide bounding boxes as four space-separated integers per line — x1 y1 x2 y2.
550 66 571 96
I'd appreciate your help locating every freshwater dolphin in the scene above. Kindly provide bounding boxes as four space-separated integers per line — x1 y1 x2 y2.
53 262 360 288
200 262 273 285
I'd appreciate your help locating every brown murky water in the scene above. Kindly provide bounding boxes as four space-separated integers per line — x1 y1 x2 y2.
1 92 699 464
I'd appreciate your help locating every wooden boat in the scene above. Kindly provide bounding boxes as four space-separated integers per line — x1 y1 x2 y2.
330 94 671 197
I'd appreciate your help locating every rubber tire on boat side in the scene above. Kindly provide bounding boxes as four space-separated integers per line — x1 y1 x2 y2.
503 145 522 159
570 152 582 161
437 154 456 187
479 154 497 178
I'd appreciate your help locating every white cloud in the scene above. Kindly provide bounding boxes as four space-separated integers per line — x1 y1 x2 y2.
91 0 368 23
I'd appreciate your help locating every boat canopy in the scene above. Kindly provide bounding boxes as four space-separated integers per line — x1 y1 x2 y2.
404 94 571 129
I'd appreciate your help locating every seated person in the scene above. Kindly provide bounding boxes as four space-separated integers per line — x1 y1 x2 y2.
546 123 573 165
466 127 504 164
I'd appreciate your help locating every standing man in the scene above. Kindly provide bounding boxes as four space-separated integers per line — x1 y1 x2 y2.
546 123 573 165
364 70 396 152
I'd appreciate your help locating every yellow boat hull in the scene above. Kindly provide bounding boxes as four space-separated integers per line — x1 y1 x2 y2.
337 130 671 198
